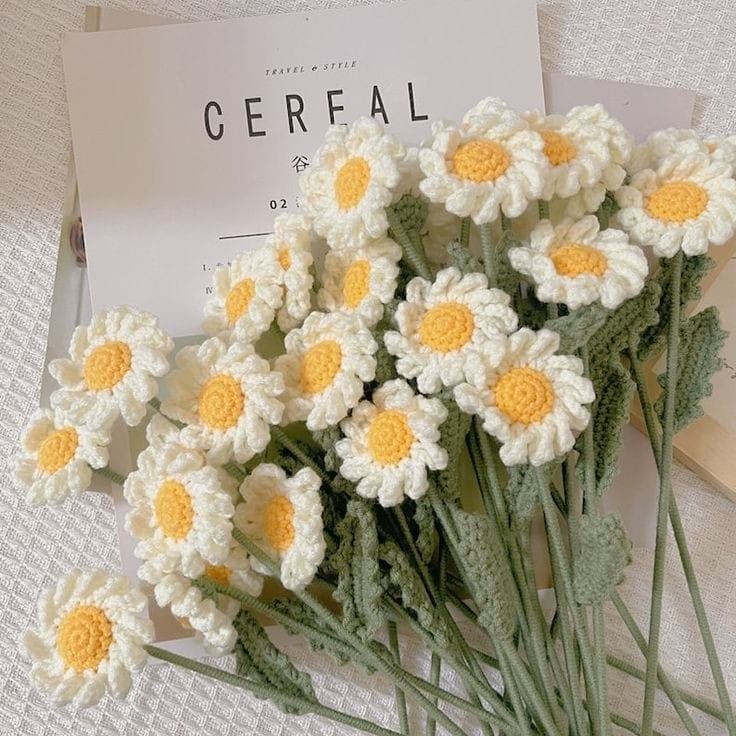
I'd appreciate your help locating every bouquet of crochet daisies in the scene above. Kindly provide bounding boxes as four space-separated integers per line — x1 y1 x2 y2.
16 97 736 736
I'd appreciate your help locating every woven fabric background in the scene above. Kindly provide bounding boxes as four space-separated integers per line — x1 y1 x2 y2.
1 1 735 734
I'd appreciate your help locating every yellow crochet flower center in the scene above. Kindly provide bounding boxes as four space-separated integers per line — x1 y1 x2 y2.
550 243 608 277
84 341 132 391
451 140 510 183
300 340 343 395
204 564 231 586
198 374 245 430
154 479 194 540
262 495 295 551
225 278 256 325
418 302 475 353
645 180 709 223
494 367 555 425
56 605 113 672
342 259 371 309
37 427 78 474
541 130 577 166
277 246 292 271
367 410 415 465
334 157 371 210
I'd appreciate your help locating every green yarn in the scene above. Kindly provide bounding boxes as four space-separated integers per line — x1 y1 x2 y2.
435 401 472 500
594 191 619 230
313 425 342 473
390 193 428 235
544 303 608 355
446 241 481 275
506 464 541 524
412 496 437 565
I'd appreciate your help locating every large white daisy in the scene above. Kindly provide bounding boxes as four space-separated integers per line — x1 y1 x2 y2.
49 307 173 427
235 465 325 592
274 311 377 431
454 328 595 466
14 406 114 506
629 128 736 174
21 569 152 708
508 216 648 310
384 267 518 395
336 379 448 507
419 97 549 224
162 337 284 465
300 117 405 250
202 247 283 342
317 236 401 327
616 151 736 257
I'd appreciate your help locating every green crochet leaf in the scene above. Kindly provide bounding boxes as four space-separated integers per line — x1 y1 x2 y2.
573 513 632 605
447 241 482 275
595 191 619 230
515 286 548 331
233 610 316 714
331 499 384 642
446 504 516 641
374 336 399 385
544 304 608 355
655 307 727 433
493 231 524 298
506 465 541 524
638 255 716 362
390 194 428 234
413 496 437 565
436 400 472 500
313 425 342 473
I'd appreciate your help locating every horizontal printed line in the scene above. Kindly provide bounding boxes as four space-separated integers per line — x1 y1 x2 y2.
218 232 272 240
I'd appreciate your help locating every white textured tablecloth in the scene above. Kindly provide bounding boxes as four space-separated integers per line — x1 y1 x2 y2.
1 1 735 734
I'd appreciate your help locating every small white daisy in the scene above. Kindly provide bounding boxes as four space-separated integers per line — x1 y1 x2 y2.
162 337 284 464
203 248 283 342
318 236 401 327
49 307 173 427
616 151 736 257
384 267 518 395
14 407 114 506
274 311 377 431
524 105 632 217
235 465 325 592
21 569 152 708
264 213 315 331
124 440 234 584
300 117 405 249
419 97 549 224
508 216 648 310
454 328 595 466
336 379 448 507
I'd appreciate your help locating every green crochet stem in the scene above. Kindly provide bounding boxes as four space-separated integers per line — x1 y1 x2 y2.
96 466 126 485
144 645 403 736
426 544 446 736
538 200 550 220
270 427 331 483
480 223 495 286
460 217 471 247
641 250 682 736
628 338 736 735
387 620 410 736
387 207 432 280
148 397 162 412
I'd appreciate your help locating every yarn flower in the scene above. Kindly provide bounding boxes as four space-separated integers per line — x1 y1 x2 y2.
628 128 736 173
162 337 284 465
454 328 595 466
616 150 736 257
300 117 405 249
21 569 152 708
235 465 325 592
336 379 448 507
264 213 315 331
14 407 114 506
508 216 648 310
202 248 283 342
275 311 377 431
419 97 549 223
384 267 518 394
318 236 401 327
123 440 235 584
49 306 173 427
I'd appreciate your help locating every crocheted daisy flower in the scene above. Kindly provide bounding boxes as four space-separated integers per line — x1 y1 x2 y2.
274 311 377 431
629 129 736 173
335 379 448 507
419 97 549 224
162 337 284 464
300 117 405 249
202 248 283 342
384 267 518 395
49 307 173 427
21 569 152 708
524 105 632 217
508 216 648 310
154 541 263 654
14 407 114 506
454 328 595 466
264 213 315 331
317 236 401 327
235 465 325 592
124 440 235 583
616 151 736 257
